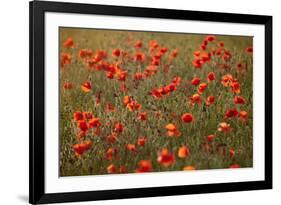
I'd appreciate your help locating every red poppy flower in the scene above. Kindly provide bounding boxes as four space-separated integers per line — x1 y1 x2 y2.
79 49 93 59
206 96 215 106
88 118 101 128
225 108 239 118
221 74 233 87
63 37 74 48
134 52 145 62
105 148 118 160
207 134 215 142
137 137 147 146
114 122 124 133
183 165 195 171
135 160 152 173
73 140 92 156
231 82 241 94
190 93 201 105
178 146 190 158
133 72 143 81
107 164 116 174
126 144 136 152
77 120 88 132
157 148 175 167
198 83 207 94
134 40 142 49
119 165 126 173
245 47 253 53
234 96 246 104
73 111 83 121
166 123 181 137
81 81 92 93
106 132 117 142
229 164 240 168
239 110 248 121
112 48 121 57
127 100 141 112
123 95 131 105
181 113 193 123
229 149 235 158
207 72 216 82
63 82 73 89
191 77 201 86
218 41 224 47
138 112 147 121
205 35 216 42
218 122 231 133
60 53 71 67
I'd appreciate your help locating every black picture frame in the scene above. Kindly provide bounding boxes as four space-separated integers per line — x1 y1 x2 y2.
29 0 272 204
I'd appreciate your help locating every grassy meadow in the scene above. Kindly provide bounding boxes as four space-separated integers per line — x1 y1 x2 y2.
59 27 253 176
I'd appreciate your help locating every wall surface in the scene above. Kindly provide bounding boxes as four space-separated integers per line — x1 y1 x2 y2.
0 0 279 204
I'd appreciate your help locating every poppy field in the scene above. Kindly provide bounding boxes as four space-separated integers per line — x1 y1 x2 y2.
59 28 253 176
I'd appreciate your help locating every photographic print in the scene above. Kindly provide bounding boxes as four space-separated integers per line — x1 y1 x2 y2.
59 28 253 176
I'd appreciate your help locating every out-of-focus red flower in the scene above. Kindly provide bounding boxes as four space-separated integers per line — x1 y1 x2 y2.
239 110 248 121
60 53 71 67
206 96 215 106
134 52 145 62
191 77 201 86
190 93 201 105
229 148 235 158
112 48 121 57
123 95 131 105
81 81 92 93
234 96 246 104
119 165 127 173
178 146 190 158
105 148 118 160
114 122 124 133
225 108 239 118
218 122 231 133
126 144 136 152
245 47 253 53
218 41 224 47
221 74 234 87
229 164 240 168
127 100 141 112
231 82 241 94
77 120 88 132
79 49 93 59
198 83 207 94
106 133 118 143
88 118 101 128
205 35 216 42
63 37 74 48
73 140 92 156
83 112 92 120
134 40 142 49
157 148 175 167
165 123 181 137
133 72 143 81
73 111 83 121
172 76 181 86
207 72 216 82
138 112 147 121
207 134 215 142
135 160 152 173
107 164 116 173
137 136 147 146
171 49 179 58
181 113 193 123
63 82 73 89
183 165 195 171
